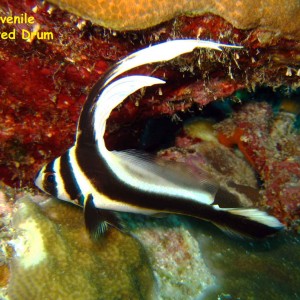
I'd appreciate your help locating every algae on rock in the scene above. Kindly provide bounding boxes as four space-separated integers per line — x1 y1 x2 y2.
133 222 215 300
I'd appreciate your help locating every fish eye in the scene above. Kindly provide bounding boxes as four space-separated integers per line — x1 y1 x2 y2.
45 173 55 183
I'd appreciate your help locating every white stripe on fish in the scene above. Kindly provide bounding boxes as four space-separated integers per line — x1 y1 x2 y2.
34 39 284 239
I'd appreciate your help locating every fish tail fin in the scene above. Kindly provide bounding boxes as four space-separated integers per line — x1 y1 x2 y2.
188 204 284 239
208 206 284 239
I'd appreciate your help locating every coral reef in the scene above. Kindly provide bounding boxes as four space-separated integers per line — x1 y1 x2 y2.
3 185 300 300
3 185 299 300
0 187 216 299
48 0 300 38
6 195 155 300
216 101 300 230
0 184 17 300
1 0 300 299
158 118 261 210
0 0 299 189
152 96 300 229
127 216 215 299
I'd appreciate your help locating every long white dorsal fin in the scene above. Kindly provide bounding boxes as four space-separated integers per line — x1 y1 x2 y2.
79 39 242 146
104 39 242 87
93 76 165 150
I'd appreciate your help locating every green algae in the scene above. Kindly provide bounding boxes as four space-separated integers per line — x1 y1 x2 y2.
8 197 155 300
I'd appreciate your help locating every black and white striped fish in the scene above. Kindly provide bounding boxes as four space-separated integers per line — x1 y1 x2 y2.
35 39 284 239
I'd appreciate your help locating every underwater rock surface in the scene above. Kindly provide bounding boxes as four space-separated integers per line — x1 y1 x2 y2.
193 223 300 299
2 186 300 300
216 101 300 230
0 0 299 188
0 1 300 298
0 188 216 300
8 196 155 300
128 217 215 299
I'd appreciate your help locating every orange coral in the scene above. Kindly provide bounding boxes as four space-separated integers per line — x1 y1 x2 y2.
218 128 259 170
49 0 300 38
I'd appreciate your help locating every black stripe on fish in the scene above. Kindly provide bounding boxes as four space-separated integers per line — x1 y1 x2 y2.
74 144 283 239
34 39 284 240
60 150 83 203
76 69 113 147
180 204 282 239
43 161 57 197
213 186 243 208
74 143 207 212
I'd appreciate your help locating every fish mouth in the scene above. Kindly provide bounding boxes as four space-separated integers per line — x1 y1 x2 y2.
34 168 43 190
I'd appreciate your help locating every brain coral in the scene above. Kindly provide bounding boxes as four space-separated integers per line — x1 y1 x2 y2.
49 0 300 38
8 197 155 300
6 193 216 299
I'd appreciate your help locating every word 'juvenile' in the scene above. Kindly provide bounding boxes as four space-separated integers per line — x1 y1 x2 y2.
0 13 54 41
0 13 34 24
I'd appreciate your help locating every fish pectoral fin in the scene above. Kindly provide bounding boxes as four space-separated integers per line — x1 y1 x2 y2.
84 194 125 240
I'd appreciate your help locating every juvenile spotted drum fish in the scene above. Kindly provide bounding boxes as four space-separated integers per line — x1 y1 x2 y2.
35 39 284 238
